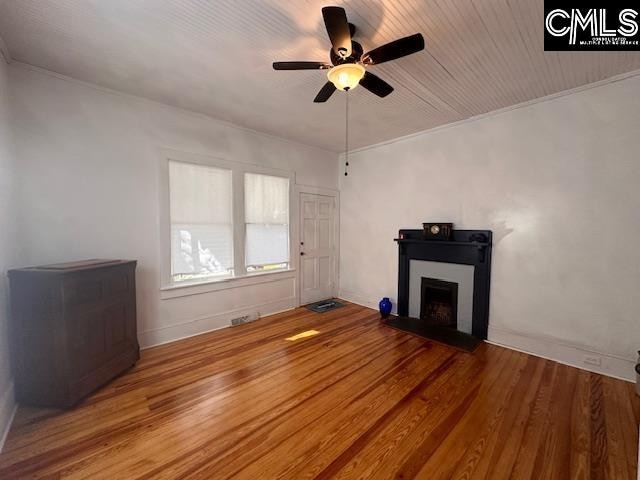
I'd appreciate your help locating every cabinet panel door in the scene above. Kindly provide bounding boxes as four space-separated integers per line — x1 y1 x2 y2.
68 307 108 378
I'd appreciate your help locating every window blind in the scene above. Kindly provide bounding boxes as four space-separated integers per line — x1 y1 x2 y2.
169 161 233 281
244 173 289 269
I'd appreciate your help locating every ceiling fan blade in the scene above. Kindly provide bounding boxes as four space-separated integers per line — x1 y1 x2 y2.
314 82 337 103
359 71 394 97
322 6 352 58
273 61 331 70
361 33 425 65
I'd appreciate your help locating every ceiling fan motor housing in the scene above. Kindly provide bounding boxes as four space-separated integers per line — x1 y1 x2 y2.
330 40 364 66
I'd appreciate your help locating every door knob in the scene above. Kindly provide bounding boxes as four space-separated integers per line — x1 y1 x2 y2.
300 252 305 256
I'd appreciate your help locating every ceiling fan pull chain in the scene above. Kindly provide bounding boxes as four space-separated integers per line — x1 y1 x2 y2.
345 90 349 176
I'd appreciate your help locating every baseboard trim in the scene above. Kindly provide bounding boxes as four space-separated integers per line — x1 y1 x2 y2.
139 296 297 348
338 290 636 382
338 289 387 312
0 381 16 453
488 325 636 382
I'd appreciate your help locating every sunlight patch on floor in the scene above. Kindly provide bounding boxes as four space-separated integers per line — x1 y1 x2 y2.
285 330 320 341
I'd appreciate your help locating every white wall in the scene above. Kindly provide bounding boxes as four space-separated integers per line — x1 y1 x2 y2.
9 63 339 348
339 74 640 381
0 51 17 449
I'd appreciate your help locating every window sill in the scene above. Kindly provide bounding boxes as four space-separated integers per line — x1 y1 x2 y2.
160 268 296 300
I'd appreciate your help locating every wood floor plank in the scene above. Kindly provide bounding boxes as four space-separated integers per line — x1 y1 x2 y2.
602 376 637 479
44 313 390 478
410 350 535 479
0 302 637 480
209 345 456 479
569 369 592 480
451 355 550 480
589 373 610 480
529 363 579 480
315 346 515 480
139 333 431 479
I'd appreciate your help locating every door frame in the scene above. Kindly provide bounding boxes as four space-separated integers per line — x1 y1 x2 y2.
294 184 340 307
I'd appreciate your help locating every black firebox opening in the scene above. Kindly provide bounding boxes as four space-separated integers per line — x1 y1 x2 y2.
420 277 458 329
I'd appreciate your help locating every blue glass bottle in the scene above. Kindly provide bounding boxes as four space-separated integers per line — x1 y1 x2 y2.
379 297 392 318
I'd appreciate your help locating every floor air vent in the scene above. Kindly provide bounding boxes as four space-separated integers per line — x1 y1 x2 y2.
305 299 345 313
230 313 258 326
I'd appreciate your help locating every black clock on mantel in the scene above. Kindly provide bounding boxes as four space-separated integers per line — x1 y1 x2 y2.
423 223 453 241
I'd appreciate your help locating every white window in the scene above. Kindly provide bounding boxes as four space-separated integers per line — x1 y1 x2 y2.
164 153 292 288
245 173 290 272
169 161 233 283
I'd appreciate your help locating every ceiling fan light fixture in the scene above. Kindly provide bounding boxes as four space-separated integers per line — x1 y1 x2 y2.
327 63 365 91
273 6 425 102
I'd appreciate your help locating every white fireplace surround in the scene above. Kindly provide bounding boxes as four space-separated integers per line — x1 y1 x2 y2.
408 260 475 334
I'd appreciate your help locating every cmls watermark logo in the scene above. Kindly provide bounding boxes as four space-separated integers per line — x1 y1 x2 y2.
544 2 640 50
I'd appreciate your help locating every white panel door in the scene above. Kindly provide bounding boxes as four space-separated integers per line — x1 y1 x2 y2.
299 193 336 305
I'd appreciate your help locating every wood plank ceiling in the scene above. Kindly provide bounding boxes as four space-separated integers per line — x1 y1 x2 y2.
1 0 639 151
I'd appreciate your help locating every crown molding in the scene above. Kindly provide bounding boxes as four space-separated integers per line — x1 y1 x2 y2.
346 68 640 156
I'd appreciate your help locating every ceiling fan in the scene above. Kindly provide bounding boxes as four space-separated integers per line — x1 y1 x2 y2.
273 6 425 102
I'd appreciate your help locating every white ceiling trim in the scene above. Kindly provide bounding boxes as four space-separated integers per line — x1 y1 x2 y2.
345 67 640 156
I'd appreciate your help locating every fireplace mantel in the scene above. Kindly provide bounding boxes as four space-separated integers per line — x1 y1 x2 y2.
394 229 493 339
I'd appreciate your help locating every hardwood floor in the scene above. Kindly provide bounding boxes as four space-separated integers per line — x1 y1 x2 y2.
0 302 638 479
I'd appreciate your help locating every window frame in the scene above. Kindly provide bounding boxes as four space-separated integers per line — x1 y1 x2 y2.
159 149 295 292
